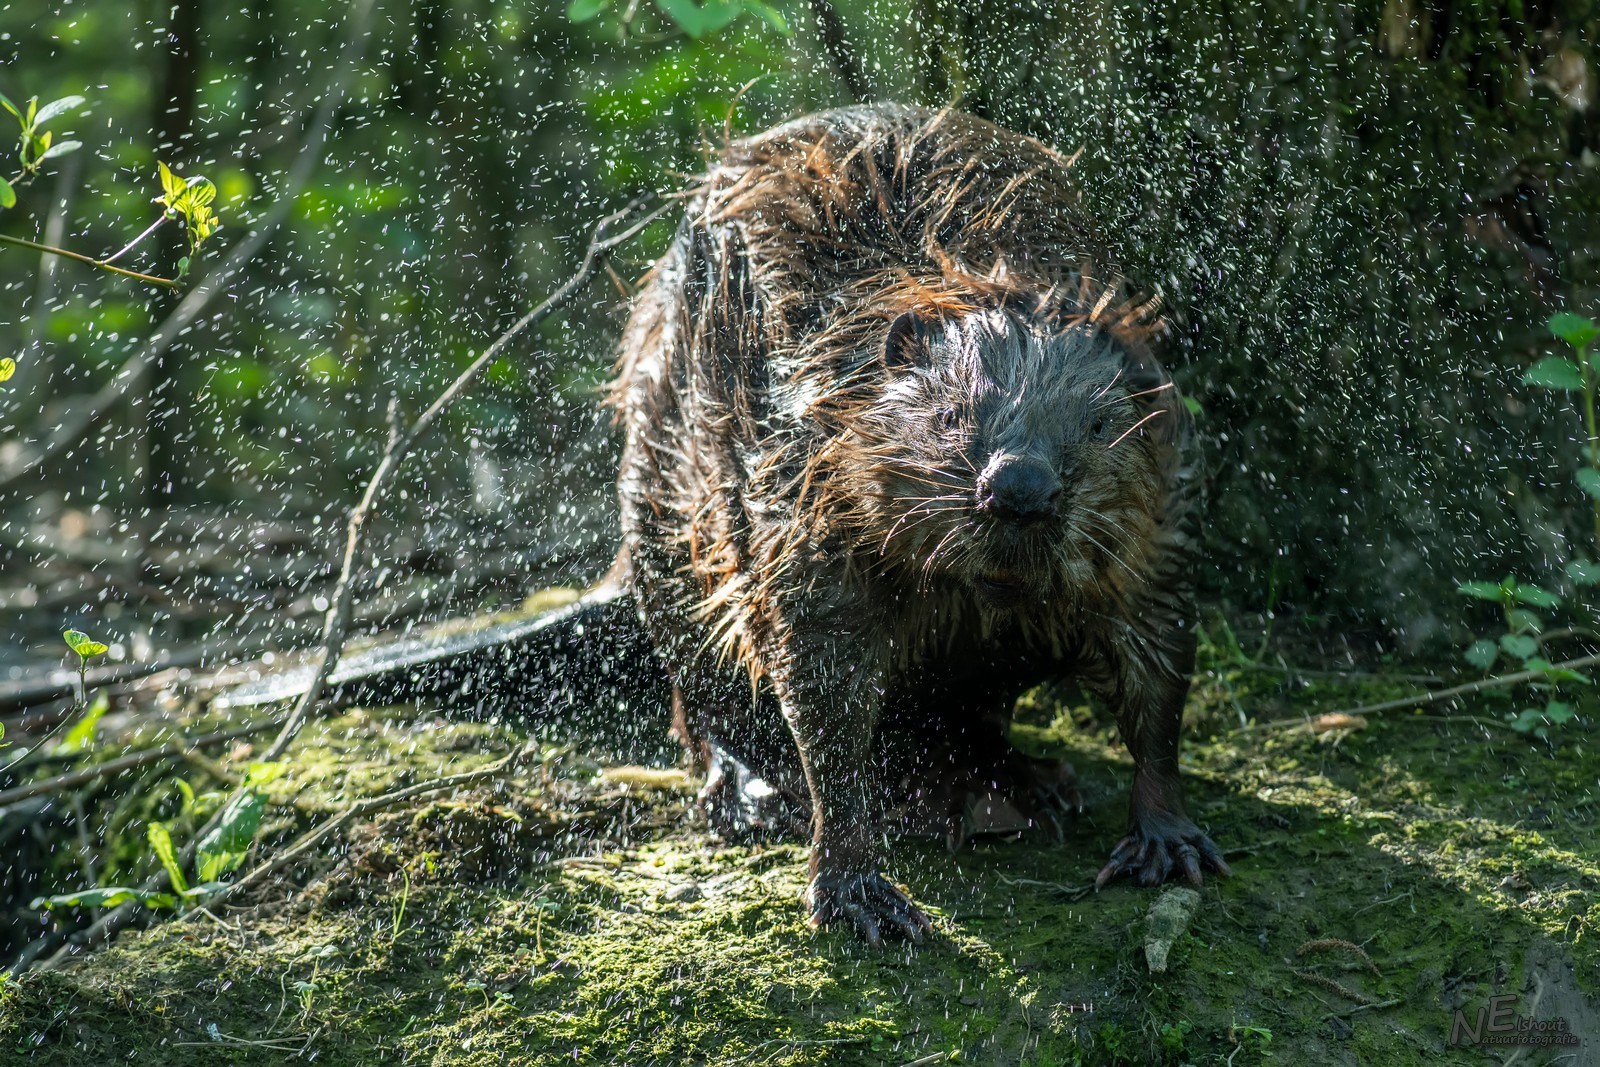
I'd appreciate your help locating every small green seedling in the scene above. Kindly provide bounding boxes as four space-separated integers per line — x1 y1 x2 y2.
62 628 108 705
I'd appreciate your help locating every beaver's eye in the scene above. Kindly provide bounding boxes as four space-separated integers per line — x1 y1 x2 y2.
1090 418 1106 437
937 407 959 431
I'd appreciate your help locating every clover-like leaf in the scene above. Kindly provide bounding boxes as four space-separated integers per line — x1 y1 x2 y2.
1545 701 1576 725
0 174 14 210
0 357 14 383
1505 608 1543 634
1523 356 1584 390
62 629 109 657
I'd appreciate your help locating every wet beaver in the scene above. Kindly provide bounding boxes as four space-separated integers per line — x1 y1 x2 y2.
611 103 1226 942
219 103 1226 944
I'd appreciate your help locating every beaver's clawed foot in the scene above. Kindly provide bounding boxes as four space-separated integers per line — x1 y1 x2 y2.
807 869 932 946
1094 811 1229 890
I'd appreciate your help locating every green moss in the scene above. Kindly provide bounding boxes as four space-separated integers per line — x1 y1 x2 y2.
2 667 1596 1065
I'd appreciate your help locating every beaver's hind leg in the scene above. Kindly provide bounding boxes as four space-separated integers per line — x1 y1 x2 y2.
880 675 1083 850
671 674 809 839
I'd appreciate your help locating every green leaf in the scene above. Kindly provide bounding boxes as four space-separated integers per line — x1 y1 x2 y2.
0 93 18 121
1182 396 1202 417
195 788 269 883
1508 708 1544 735
55 692 110 754
1577 468 1600 501
567 0 609 20
30 887 177 911
1549 312 1600 350
157 160 185 203
32 95 86 127
655 0 741 36
0 357 14 383
1511 583 1561 609
1463 639 1499 670
1566 558 1600 586
1505 608 1543 634
743 0 788 32
62 629 109 657
0 174 14 209
1499 633 1539 660
1522 356 1584 390
38 139 81 162
655 0 707 35
1545 701 1576 725
1456 580 1508 602
147 823 188 894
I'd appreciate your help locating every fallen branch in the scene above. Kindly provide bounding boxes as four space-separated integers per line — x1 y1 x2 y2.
1237 649 1600 732
0 722 273 808
0 0 376 491
0 232 180 289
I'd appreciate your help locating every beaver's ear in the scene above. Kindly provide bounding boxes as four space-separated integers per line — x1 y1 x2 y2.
883 312 924 371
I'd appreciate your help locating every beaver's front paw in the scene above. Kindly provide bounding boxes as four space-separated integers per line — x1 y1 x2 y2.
807 869 933 946
1094 810 1229 890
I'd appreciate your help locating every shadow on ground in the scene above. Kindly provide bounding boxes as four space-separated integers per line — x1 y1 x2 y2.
1 664 1595 1065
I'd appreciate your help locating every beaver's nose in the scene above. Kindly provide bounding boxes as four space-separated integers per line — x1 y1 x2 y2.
977 458 1062 526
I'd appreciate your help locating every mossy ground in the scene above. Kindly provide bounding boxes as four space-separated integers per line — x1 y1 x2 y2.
1 656 1596 1065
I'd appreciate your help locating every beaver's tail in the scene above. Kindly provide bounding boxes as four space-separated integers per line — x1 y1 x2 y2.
214 583 668 736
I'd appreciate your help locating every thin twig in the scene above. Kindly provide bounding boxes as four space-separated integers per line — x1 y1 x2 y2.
18 193 666 974
807 0 871 103
258 191 664 765
0 232 180 288
1241 650 1600 731
0 0 377 492
178 746 531 918
0 722 273 808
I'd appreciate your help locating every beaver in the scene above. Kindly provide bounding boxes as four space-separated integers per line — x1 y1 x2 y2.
219 103 1226 944
610 103 1225 942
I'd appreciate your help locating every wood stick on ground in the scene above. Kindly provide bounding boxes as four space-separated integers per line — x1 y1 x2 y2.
1239 649 1600 732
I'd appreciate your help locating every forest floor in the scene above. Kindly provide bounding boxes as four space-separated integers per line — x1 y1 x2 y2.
0 628 1596 1066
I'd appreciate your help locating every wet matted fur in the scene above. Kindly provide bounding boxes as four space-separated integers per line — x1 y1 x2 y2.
610 103 1225 943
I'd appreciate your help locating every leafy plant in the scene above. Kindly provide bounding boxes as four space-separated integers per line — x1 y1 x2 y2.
0 90 219 288
32 761 284 915
63 627 109 705
0 92 84 207
1454 312 1600 736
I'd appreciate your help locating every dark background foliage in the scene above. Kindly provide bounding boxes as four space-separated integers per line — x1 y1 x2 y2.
1 0 1596 664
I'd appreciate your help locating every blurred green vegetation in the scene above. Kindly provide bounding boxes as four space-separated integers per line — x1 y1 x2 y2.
1 0 1597 644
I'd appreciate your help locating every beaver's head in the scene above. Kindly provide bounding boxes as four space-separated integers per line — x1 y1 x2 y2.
843 306 1181 610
